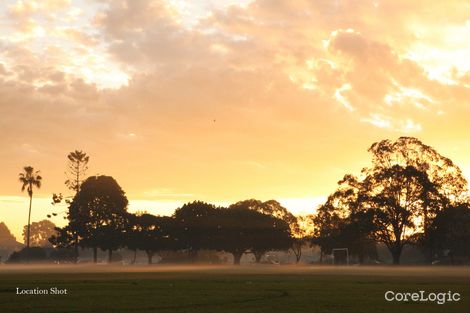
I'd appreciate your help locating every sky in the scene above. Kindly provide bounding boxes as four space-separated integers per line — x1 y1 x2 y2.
0 0 470 241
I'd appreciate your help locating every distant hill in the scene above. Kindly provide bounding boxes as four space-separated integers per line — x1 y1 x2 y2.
0 222 22 249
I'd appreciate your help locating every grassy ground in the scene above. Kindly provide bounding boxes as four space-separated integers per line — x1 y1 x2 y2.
0 265 468 313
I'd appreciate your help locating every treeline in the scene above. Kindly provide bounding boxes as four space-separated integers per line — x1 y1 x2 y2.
48 176 304 264
13 137 470 265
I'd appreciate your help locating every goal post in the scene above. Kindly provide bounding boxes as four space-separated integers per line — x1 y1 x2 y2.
332 248 349 265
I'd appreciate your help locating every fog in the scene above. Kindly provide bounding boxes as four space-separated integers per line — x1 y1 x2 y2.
1 264 469 278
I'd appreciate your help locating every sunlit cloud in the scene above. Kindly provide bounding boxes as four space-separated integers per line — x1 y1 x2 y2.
362 114 422 133
334 83 354 111
1 0 470 238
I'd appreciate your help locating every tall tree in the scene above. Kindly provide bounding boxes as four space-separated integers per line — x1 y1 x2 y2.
361 165 436 264
52 150 90 205
19 166 42 249
368 137 467 231
366 137 467 263
65 150 90 193
313 137 467 264
51 150 90 260
67 175 128 263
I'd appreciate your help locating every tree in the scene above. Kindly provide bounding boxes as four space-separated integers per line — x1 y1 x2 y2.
368 137 467 233
361 165 437 264
19 166 42 249
313 137 467 264
65 150 90 193
173 201 218 260
227 199 297 264
230 199 297 262
364 137 467 263
426 203 470 264
312 175 367 263
66 175 128 263
127 213 177 264
7 247 47 263
49 222 78 250
172 201 292 264
22 220 57 247
50 150 90 260
52 150 90 205
290 214 314 263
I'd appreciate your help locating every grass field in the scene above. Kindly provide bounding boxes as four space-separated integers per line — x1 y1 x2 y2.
0 265 468 313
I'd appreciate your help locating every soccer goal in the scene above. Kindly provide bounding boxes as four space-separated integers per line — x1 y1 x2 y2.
332 248 349 265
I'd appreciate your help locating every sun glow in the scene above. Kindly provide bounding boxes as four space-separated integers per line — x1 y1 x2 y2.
1 0 470 243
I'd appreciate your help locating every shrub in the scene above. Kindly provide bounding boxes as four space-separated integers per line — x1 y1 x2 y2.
7 247 47 263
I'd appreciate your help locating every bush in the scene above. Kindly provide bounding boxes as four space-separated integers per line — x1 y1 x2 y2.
7 247 47 263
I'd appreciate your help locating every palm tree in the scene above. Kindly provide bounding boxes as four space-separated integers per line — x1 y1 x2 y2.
19 166 42 248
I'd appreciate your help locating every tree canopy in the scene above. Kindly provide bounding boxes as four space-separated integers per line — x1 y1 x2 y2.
22 220 57 247
313 137 469 264
55 175 129 263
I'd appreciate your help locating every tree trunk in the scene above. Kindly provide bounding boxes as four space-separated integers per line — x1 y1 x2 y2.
93 247 97 263
26 193 32 249
390 246 402 265
146 251 153 264
295 251 301 263
233 252 243 265
74 234 79 263
291 240 303 264
254 251 264 263
132 250 137 264
108 250 112 263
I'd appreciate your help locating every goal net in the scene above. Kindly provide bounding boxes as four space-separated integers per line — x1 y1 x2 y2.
332 248 349 265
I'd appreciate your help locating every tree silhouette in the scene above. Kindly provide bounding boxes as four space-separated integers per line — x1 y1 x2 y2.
65 150 90 193
172 201 292 264
366 137 467 263
127 213 177 264
173 201 218 260
52 150 90 205
368 137 467 230
229 200 293 263
362 165 438 264
67 175 128 263
313 175 363 263
50 150 90 260
19 166 42 249
426 203 470 264
313 137 467 264
290 214 314 263
22 219 57 247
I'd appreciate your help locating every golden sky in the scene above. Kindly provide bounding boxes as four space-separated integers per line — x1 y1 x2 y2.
1 0 470 240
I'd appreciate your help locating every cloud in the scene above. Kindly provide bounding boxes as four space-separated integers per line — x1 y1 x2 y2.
0 0 469 214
